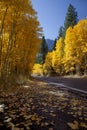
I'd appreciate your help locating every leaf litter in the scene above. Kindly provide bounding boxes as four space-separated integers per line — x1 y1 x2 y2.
0 80 87 130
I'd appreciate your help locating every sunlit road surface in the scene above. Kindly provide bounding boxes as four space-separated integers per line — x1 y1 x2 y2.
35 76 87 95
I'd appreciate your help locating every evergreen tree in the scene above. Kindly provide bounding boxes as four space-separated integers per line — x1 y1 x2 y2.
58 26 64 39
36 36 48 64
56 4 78 42
53 38 57 50
64 4 78 35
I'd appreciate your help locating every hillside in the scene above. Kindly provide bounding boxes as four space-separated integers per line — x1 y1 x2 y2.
46 39 54 51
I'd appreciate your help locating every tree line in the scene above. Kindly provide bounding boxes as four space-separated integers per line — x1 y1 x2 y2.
33 4 87 76
0 0 42 84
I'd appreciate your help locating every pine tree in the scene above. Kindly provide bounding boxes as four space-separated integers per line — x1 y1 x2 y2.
53 27 64 51
53 38 57 50
58 26 64 39
36 36 48 64
64 4 78 35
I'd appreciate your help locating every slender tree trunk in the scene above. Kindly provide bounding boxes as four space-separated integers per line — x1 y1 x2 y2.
0 6 8 76
76 64 81 75
84 53 87 75
1 21 16 80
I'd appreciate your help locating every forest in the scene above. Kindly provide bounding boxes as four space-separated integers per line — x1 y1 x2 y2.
33 4 87 77
0 0 42 85
0 1 87 86
0 1 87 130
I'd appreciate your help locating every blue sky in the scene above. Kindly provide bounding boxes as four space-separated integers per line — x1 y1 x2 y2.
32 0 87 40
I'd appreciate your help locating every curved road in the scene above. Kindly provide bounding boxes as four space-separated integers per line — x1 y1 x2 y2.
35 76 87 95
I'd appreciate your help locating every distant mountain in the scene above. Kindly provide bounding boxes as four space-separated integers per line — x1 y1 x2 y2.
46 39 54 51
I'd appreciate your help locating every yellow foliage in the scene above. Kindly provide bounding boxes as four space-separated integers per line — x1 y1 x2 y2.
52 38 64 74
0 0 42 79
45 52 53 69
56 37 64 57
43 19 87 75
64 19 87 74
32 64 43 76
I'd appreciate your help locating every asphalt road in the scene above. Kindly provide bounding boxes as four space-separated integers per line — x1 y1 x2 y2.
0 80 87 130
35 76 87 94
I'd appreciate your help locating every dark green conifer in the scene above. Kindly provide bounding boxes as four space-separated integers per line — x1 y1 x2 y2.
36 36 48 64
64 4 78 33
